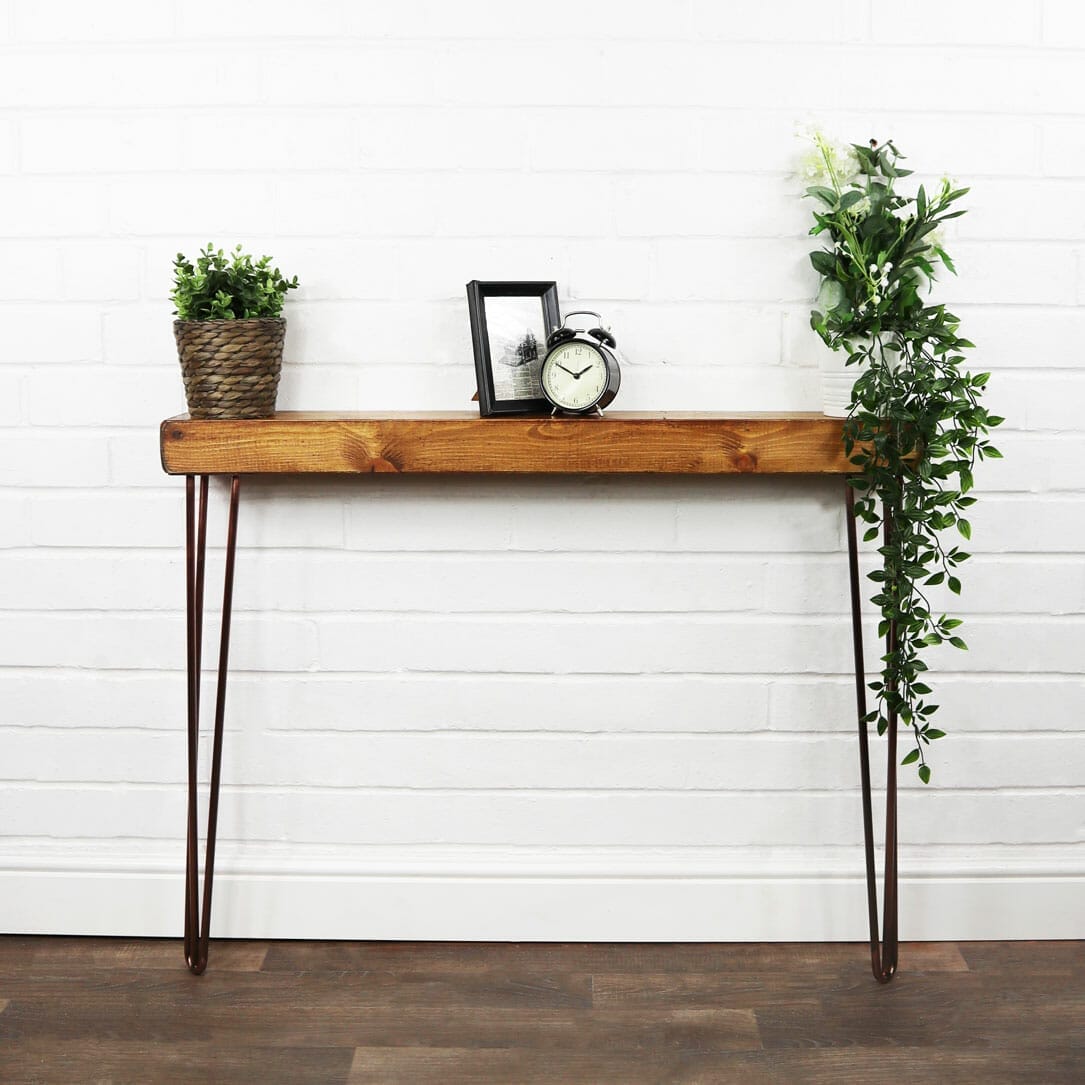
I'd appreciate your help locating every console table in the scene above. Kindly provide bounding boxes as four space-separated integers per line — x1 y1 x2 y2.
160 411 899 983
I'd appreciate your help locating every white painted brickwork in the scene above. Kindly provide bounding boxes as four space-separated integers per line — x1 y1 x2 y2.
1 0 1083 940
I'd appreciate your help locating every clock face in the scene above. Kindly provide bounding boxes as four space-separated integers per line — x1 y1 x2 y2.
541 341 609 412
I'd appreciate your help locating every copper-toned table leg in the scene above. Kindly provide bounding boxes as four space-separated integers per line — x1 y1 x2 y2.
184 474 241 975
845 481 899 984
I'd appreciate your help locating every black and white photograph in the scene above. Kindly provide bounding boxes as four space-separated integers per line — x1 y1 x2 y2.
466 280 560 416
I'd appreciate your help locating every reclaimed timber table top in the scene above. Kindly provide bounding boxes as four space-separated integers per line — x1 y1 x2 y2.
160 411 855 476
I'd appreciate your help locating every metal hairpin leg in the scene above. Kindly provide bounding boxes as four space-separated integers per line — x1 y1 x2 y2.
845 480 899 984
184 474 241 975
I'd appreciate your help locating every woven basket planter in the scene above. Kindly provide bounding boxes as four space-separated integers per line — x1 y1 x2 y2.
174 318 286 419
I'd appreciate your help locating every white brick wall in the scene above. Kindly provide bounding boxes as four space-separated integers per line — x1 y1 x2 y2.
1 0 1082 941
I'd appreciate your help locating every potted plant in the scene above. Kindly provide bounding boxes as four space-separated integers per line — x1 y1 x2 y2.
802 134 1003 782
171 243 299 419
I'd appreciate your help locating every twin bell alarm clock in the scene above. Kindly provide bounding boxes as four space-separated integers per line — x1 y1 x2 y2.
540 310 622 415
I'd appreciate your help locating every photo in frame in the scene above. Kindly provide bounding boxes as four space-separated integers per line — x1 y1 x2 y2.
466 280 561 416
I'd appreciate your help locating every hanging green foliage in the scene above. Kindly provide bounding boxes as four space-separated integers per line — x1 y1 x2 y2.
802 134 1003 783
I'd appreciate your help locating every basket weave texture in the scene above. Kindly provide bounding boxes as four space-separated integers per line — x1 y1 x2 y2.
174 318 286 419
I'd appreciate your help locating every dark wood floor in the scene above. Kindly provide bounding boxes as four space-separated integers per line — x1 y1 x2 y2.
1 938 1082 1083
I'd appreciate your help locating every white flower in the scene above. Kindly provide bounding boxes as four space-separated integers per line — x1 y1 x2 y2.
869 263 878 274
847 196 871 219
872 293 881 304
796 127 860 190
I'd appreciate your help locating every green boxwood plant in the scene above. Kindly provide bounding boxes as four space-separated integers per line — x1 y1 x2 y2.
802 135 1003 783
172 243 298 321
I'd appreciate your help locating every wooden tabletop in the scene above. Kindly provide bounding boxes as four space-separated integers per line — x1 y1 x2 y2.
160 411 855 475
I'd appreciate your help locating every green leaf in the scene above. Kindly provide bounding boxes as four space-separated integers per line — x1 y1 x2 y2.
918 764 932 784
901 749 920 765
817 278 846 313
805 185 838 207
957 519 972 540
934 246 957 275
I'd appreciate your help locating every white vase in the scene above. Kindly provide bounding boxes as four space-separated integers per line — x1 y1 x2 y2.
818 338 871 418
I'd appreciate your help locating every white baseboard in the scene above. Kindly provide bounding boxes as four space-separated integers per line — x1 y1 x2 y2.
3 858 1082 941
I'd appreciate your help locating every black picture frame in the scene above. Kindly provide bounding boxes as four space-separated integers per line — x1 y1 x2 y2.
467 280 560 416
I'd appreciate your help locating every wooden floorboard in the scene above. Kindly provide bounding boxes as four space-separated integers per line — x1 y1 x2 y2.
1 937 1082 1083
346 1045 1085 1085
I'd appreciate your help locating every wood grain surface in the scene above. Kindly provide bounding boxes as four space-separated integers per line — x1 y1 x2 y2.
160 411 857 476
2 937 1082 1083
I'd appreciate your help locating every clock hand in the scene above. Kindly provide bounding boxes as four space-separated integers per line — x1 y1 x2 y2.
573 366 594 378
556 363 578 376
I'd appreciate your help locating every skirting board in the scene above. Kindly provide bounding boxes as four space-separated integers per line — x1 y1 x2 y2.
3 871 1083 941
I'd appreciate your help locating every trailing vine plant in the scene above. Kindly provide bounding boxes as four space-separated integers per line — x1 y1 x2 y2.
801 133 1002 783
